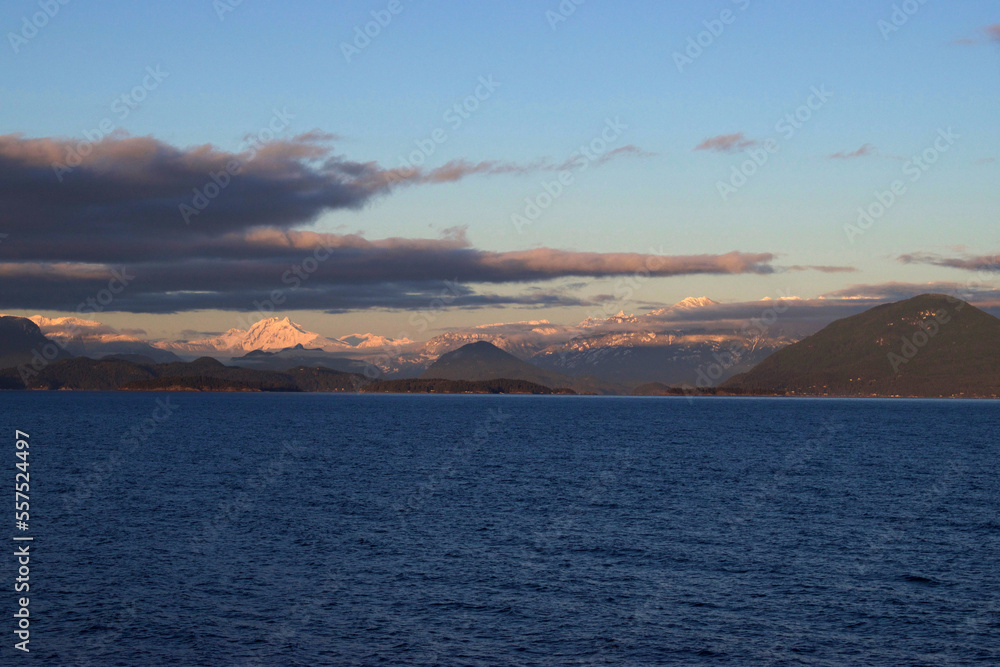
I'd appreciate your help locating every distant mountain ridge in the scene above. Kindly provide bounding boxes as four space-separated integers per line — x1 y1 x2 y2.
421 341 608 392
1 355 366 392
154 317 410 356
4 297 802 388
0 316 72 371
25 315 179 363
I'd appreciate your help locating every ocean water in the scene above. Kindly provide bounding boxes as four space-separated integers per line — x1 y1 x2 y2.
5 392 999 665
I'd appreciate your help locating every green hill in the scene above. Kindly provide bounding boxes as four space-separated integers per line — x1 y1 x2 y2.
721 294 1000 397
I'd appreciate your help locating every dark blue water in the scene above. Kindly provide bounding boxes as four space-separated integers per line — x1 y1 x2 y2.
4 393 999 665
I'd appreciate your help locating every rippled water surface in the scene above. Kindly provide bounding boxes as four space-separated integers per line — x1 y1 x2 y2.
8 393 1000 664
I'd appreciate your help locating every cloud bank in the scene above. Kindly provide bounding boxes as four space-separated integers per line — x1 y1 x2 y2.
0 133 829 313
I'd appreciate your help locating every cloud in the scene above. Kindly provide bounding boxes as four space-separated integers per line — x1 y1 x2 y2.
828 144 876 159
898 252 1000 273
0 244 786 313
0 132 385 238
693 133 759 153
593 145 657 166
384 144 654 184
786 265 857 273
641 284 1000 335
820 281 1000 303
0 132 652 243
951 24 1000 45
0 132 814 314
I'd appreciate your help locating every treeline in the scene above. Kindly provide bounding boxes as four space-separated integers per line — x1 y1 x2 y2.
0 357 581 395
1 357 364 392
360 378 572 394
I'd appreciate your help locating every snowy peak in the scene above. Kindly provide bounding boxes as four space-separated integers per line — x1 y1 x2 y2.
671 296 719 309
241 317 346 352
646 297 720 318
578 310 641 328
154 316 348 354
338 333 413 349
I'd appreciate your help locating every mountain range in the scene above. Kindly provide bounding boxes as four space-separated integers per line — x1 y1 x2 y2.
5 294 996 396
9 296 787 387
152 316 412 355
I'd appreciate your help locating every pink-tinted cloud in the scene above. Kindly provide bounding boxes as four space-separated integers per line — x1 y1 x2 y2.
898 252 1000 272
821 281 1000 303
828 144 876 159
951 24 1000 45
693 133 759 153
384 144 655 184
787 265 857 273
593 145 657 166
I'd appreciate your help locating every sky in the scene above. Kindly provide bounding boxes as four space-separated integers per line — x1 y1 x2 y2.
0 0 997 341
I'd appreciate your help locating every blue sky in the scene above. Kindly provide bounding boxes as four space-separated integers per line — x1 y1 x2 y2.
1 0 997 339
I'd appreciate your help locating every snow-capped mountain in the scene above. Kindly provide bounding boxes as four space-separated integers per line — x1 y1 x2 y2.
532 330 794 386
27 315 180 362
155 317 350 356
673 296 719 309
579 310 641 328
337 333 413 349
241 317 347 352
646 296 720 318
28 297 817 387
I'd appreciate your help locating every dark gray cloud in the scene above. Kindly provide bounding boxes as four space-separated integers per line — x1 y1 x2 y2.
0 246 782 313
820 281 1000 303
898 252 1000 273
0 133 824 313
0 132 383 238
